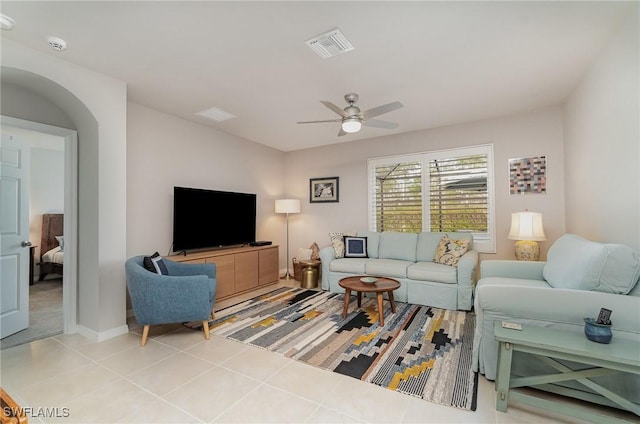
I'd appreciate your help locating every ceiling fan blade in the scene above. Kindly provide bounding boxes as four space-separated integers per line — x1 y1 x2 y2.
297 119 342 124
321 101 349 118
363 119 399 129
338 127 347 136
363 101 403 119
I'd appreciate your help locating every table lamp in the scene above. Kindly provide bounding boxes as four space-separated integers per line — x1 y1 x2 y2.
275 199 300 279
508 210 546 261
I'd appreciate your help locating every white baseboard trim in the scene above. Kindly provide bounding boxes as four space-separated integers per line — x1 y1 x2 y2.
76 324 129 343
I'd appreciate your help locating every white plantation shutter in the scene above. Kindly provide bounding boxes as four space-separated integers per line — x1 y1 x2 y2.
371 160 423 232
368 145 495 253
428 154 488 233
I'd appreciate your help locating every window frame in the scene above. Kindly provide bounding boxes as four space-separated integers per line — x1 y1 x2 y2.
367 144 496 253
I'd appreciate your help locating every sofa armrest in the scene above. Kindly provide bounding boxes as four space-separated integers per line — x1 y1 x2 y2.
455 249 479 310
457 249 479 287
480 260 545 280
319 246 336 290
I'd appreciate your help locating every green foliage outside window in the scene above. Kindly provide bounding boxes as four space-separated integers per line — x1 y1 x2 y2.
374 155 488 234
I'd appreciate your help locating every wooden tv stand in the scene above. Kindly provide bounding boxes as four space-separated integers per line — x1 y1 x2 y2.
168 245 279 300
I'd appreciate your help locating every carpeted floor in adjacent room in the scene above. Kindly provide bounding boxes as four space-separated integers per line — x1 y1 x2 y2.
0 278 63 350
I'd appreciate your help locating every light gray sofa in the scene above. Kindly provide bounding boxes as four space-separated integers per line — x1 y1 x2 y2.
473 233 640 404
319 231 479 311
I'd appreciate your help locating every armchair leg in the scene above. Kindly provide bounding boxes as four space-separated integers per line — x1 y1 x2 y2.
202 320 210 340
141 325 150 347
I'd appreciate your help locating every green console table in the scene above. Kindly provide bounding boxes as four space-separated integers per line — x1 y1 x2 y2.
494 322 640 423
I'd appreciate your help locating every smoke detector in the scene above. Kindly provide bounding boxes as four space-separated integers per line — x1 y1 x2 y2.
305 28 354 59
47 36 67 51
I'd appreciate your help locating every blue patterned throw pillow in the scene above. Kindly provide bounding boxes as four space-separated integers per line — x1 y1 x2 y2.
344 236 368 258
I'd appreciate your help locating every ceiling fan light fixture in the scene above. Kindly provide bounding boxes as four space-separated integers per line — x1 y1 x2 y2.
0 14 15 30
342 118 361 133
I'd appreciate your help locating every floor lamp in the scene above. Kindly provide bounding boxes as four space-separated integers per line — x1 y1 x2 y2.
275 199 300 280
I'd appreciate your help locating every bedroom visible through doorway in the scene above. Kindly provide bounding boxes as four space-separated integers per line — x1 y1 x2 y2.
0 120 74 349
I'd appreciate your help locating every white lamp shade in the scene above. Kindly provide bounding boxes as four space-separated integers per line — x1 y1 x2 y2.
508 211 546 241
275 199 300 214
341 118 362 133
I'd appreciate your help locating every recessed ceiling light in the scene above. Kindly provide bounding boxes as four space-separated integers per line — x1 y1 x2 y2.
0 14 15 30
195 107 237 122
47 36 67 51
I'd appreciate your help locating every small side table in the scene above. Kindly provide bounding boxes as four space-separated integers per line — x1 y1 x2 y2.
298 259 321 289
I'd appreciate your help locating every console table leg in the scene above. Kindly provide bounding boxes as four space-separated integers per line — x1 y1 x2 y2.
496 341 513 412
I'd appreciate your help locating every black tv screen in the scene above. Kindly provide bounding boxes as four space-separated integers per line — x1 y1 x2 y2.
173 186 256 252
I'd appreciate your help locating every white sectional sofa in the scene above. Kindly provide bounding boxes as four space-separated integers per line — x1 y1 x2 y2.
319 231 479 311
473 233 640 404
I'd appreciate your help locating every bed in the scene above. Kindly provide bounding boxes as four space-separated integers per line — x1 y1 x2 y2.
39 213 64 281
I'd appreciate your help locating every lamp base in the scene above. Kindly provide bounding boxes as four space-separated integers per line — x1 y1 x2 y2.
514 240 540 261
282 271 295 280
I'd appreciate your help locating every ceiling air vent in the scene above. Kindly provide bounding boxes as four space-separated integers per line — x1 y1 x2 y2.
305 29 354 59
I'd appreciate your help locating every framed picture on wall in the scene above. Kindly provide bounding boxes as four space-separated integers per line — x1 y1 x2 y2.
310 177 339 203
509 156 547 195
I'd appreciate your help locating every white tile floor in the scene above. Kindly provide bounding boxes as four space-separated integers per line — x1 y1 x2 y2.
1 281 635 423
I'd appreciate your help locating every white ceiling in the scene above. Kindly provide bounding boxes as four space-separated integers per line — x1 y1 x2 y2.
0 1 633 152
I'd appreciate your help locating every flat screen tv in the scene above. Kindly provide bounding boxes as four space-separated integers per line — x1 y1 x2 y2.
173 186 256 252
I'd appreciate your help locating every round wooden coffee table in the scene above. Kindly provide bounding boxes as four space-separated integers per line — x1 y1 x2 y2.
338 276 401 326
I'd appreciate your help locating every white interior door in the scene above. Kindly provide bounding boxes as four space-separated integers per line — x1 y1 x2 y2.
1 135 31 338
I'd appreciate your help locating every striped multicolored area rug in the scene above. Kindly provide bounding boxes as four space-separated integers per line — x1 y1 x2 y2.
195 287 477 411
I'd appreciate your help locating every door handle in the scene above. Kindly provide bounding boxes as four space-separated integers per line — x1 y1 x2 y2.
21 241 32 248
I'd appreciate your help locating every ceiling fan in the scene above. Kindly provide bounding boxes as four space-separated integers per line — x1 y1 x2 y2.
297 93 403 136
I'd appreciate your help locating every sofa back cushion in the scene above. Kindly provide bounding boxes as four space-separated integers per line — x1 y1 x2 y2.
378 231 418 261
543 234 640 294
358 231 381 258
416 232 473 262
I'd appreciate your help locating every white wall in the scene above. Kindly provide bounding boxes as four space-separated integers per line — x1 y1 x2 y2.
2 39 128 338
126 103 286 263
284 106 566 261
30 145 65 261
564 8 640 251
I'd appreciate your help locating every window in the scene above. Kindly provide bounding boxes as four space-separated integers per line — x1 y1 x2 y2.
368 145 495 253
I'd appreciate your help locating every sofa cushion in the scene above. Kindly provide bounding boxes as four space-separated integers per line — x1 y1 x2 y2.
407 262 458 284
329 232 356 258
415 232 443 262
416 232 473 262
365 259 412 278
378 232 418 261
329 258 368 274
543 233 640 294
433 235 471 266
344 236 368 258
358 231 380 258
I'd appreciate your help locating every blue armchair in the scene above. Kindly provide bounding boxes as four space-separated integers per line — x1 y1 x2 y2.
125 256 217 346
